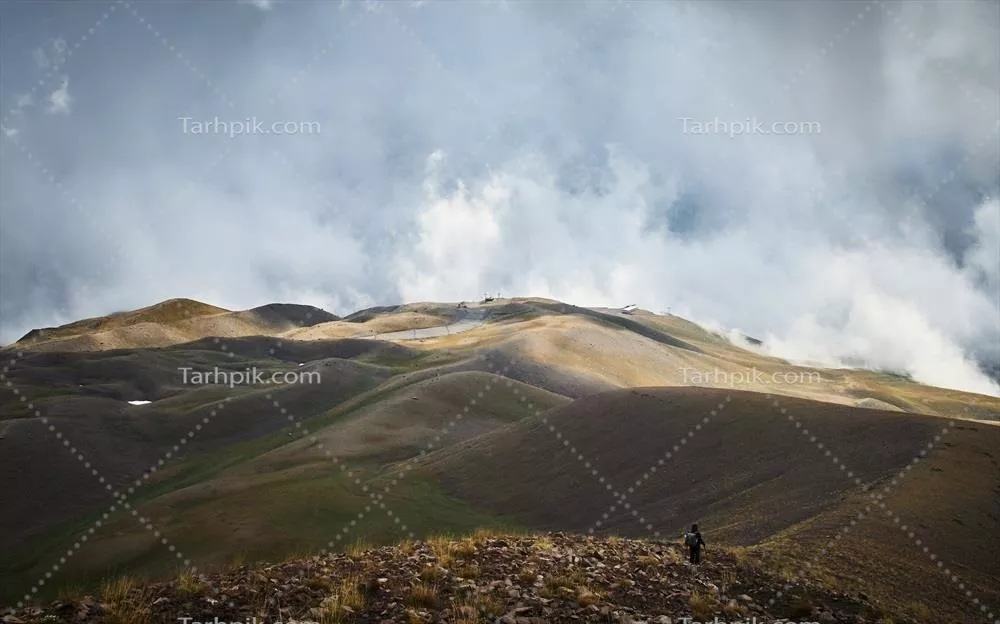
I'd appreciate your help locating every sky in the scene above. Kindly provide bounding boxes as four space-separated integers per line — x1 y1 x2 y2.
0 0 998 396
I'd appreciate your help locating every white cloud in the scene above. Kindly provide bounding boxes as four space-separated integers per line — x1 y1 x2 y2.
239 0 274 9
393 148 999 396
31 48 50 68
965 198 1000 292
46 77 72 115
31 38 68 70
2 0 998 398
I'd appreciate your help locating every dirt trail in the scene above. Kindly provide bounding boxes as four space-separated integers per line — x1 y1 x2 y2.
361 308 488 341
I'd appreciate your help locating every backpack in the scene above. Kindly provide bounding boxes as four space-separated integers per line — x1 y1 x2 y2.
685 532 699 547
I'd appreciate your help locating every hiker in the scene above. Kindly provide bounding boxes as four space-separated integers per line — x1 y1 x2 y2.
684 523 706 564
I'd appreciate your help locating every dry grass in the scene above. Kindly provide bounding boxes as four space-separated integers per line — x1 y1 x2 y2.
101 576 135 604
176 568 208 597
453 562 481 579
477 594 505 617
427 534 457 567
405 609 431 624
452 593 505 623
407 583 440 609
471 527 504 542
100 576 153 624
305 575 336 592
539 569 588 599
689 590 719 620
576 588 601 606
636 555 661 568
347 539 371 558
452 537 478 558
228 550 248 570
419 565 446 582
532 536 554 551
517 568 539 584
316 575 365 624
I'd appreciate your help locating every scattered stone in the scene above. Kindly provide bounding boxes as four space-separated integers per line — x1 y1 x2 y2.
4 533 889 623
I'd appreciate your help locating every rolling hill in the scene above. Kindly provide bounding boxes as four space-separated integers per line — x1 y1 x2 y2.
1 296 997 623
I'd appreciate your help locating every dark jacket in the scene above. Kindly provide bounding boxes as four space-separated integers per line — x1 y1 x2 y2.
685 531 706 549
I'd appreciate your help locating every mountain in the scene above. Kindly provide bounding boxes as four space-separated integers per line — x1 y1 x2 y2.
2 532 907 624
1 297 997 623
10 299 343 352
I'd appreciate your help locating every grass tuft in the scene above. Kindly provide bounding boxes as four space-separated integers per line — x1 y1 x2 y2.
689 590 719 620
100 576 153 624
176 568 208 597
407 582 439 609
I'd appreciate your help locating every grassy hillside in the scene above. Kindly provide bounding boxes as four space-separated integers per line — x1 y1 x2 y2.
2 297 997 622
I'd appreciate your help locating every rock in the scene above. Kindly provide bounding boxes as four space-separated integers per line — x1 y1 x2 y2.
9 533 889 624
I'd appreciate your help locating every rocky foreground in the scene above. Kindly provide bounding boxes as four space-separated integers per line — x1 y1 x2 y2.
5 533 903 623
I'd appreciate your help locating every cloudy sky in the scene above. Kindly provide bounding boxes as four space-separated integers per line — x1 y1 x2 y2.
1 0 998 395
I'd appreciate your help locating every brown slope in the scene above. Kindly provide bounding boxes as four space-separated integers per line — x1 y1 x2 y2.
211 370 572 480
412 386 1000 621
10 300 340 352
416 387 951 542
14 298 227 346
0 339 401 556
767 419 1000 618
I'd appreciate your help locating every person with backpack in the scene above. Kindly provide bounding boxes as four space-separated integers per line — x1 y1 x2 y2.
684 523 706 564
